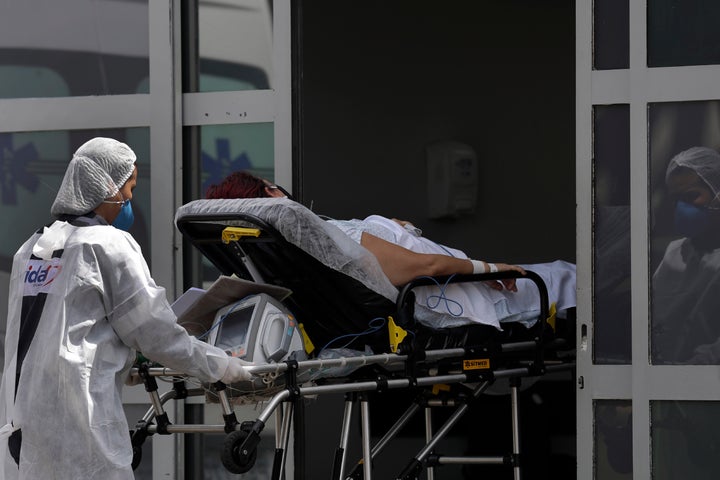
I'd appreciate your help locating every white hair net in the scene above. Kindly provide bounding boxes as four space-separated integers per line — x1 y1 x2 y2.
666 146 720 197
51 137 137 216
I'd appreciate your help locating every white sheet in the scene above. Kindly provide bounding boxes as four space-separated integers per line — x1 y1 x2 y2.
327 215 576 328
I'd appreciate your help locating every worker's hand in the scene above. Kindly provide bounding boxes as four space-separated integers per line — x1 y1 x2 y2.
220 357 254 384
485 263 525 292
124 369 143 386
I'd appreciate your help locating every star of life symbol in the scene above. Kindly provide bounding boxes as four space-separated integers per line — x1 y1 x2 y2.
0 133 40 205
202 137 252 194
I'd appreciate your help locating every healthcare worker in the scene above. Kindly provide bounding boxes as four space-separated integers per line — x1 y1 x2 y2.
0 137 252 479
651 146 720 364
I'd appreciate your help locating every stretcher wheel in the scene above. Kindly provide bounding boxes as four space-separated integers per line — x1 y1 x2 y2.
129 429 143 471
221 430 257 474
131 444 143 470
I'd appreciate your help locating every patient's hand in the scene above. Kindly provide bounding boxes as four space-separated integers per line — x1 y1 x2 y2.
486 263 525 292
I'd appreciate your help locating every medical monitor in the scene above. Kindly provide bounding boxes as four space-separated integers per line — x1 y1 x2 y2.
214 304 253 355
208 293 303 365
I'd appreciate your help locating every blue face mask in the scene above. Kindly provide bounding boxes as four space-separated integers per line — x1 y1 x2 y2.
112 200 134 231
674 201 715 238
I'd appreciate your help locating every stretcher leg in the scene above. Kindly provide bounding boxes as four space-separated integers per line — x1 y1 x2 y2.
345 393 425 479
271 402 293 480
424 407 435 480
271 404 284 480
510 377 522 480
421 377 528 477
332 393 356 480
360 393 373 480
396 380 493 480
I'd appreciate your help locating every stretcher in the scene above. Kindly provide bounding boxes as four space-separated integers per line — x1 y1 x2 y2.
129 198 576 479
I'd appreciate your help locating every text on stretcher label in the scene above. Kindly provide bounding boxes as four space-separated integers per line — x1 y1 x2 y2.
463 358 490 370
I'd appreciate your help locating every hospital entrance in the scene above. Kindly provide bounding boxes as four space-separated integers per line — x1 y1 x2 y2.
1 0 720 478
292 1 576 478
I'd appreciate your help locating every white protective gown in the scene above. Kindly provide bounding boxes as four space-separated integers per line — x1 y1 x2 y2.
651 237 720 364
0 215 231 479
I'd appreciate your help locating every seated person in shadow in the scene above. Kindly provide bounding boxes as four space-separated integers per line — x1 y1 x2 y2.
652 146 720 364
203 171 576 331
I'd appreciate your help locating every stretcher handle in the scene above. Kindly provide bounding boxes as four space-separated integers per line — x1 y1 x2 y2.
396 269 550 338
177 212 286 243
176 212 287 279
222 226 261 243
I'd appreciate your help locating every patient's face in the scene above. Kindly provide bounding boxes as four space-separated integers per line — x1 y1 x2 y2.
262 179 292 199
263 183 286 198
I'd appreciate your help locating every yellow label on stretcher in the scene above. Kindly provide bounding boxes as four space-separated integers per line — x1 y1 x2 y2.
387 316 407 353
221 227 261 243
463 359 491 370
298 323 315 355
546 301 557 332
432 384 451 395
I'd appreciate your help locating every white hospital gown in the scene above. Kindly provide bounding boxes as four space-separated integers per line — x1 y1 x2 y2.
327 215 576 330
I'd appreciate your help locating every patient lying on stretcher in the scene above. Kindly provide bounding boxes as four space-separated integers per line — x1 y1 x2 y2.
203 171 576 330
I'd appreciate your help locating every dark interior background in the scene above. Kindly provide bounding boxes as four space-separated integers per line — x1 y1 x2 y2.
296 0 576 265
294 1 576 478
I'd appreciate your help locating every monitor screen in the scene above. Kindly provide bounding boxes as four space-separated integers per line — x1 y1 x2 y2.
215 304 254 355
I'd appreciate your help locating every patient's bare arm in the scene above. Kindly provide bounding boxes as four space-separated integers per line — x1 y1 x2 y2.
360 232 524 290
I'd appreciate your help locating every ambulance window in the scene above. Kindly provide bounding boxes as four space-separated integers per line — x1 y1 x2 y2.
0 0 149 98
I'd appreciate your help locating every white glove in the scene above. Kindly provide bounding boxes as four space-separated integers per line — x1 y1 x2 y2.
220 357 254 384
124 369 143 386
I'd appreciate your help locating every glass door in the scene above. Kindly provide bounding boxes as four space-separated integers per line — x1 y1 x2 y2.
577 1 720 478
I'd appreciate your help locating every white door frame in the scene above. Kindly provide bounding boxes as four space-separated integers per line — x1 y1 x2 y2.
576 1 720 478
